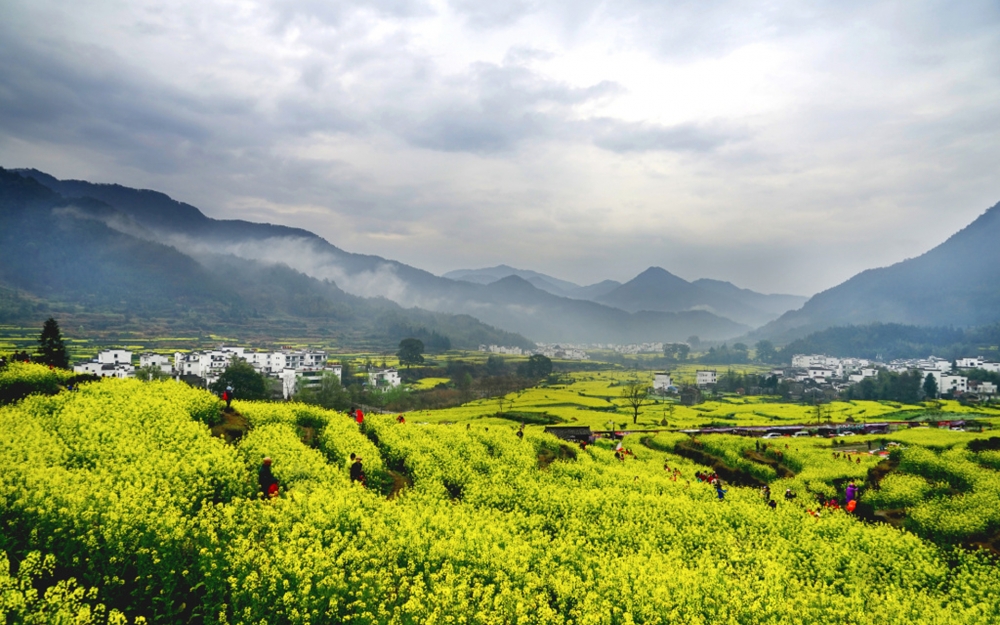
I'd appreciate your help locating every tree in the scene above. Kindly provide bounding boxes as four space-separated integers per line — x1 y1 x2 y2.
36 318 69 368
296 371 351 411
485 354 506 376
136 365 171 381
478 375 519 414
517 354 552 379
663 343 690 362
211 358 269 401
397 338 425 368
620 379 652 425
754 340 777 364
923 373 938 400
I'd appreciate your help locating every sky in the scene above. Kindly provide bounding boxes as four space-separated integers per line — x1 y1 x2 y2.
2 0 999 297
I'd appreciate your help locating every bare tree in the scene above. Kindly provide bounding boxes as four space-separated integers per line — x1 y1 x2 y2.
620 379 652 425
478 375 520 415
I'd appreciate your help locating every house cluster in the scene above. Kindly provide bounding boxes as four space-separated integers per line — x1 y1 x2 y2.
533 345 589 360
74 346 359 399
605 343 665 355
479 345 525 355
775 354 999 398
479 344 590 360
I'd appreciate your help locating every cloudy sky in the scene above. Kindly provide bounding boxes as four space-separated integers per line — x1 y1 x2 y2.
2 0 999 296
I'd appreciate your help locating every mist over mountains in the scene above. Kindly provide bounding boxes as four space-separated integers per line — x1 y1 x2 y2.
0 168 750 344
4 167 999 348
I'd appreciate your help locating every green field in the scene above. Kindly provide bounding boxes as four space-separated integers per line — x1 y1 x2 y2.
3 367 1000 624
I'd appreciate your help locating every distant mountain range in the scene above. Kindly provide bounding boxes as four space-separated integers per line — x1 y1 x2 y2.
9 167 988 348
0 168 531 349
1 168 756 345
443 265 806 327
751 199 1000 343
444 266 622 300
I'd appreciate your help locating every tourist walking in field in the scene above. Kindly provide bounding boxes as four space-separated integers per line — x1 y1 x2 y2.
715 482 727 500
259 457 279 498
222 385 233 409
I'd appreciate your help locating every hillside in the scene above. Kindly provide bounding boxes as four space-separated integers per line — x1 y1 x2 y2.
597 267 807 327
0 168 533 349
754 200 1000 343
7 168 749 343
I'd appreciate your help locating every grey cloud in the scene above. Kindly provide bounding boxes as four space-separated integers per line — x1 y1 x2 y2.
590 119 739 153
388 61 622 153
265 0 433 30
449 0 539 29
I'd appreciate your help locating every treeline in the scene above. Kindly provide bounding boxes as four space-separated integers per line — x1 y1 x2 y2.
775 322 1000 361
296 353 555 414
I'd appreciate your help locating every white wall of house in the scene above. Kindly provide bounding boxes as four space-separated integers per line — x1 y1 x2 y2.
653 372 672 392
696 370 716 387
97 349 132 365
369 368 401 389
957 357 984 369
139 353 172 373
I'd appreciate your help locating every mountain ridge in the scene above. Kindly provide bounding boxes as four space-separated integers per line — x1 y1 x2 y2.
751 200 1000 343
5 168 751 343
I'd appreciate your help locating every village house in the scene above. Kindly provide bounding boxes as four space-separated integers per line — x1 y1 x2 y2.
652 372 673 394
139 353 172 374
696 370 717 388
73 349 135 378
368 368 401 389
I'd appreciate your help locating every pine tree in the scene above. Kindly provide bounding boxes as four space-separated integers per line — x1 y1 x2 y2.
36 317 70 368
923 373 938 400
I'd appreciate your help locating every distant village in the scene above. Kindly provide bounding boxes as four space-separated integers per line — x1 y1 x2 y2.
480 344 590 360
72 347 401 399
71 343 999 403
652 354 998 400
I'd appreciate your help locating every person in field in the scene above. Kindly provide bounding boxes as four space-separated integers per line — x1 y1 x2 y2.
845 482 858 503
222 386 233 409
350 455 365 484
355 408 364 424
258 457 279 498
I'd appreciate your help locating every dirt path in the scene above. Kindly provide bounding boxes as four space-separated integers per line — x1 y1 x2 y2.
211 409 249 443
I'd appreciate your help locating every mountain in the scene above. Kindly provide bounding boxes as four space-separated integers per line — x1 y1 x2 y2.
753 200 1000 343
6 169 748 343
474 275 748 343
0 168 532 349
444 265 581 294
443 265 624 300
596 267 807 327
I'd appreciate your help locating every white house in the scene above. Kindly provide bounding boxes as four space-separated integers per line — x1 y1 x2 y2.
97 349 132 365
369 368 401 389
940 374 968 394
139 353 172 374
957 357 984 369
922 370 968 395
74 349 135 378
807 366 835 382
279 365 343 400
969 380 997 396
696 370 717 387
653 372 673 393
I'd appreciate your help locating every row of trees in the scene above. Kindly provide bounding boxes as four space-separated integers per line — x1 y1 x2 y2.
663 340 782 365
